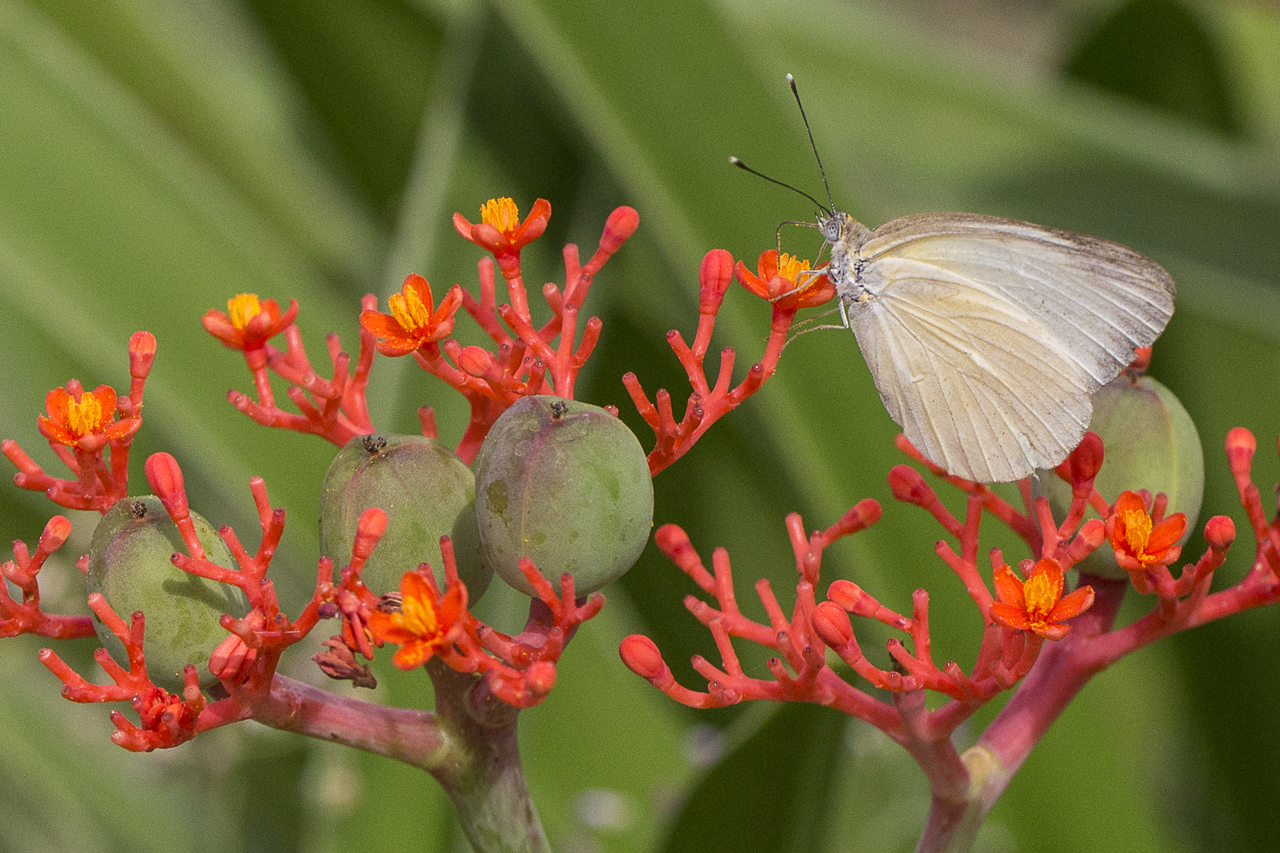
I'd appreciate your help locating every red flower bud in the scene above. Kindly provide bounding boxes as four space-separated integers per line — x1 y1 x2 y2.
812 601 854 648
619 634 665 680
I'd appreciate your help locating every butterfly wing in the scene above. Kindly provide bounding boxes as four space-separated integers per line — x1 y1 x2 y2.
861 213 1175 386
845 213 1175 482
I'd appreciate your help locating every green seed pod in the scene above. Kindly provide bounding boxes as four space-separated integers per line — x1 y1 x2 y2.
319 434 490 600
474 395 654 596
1036 374 1204 579
86 496 250 692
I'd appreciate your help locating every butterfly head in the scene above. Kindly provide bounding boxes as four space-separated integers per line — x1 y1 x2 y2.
817 210 871 247
817 211 872 296
817 210 844 244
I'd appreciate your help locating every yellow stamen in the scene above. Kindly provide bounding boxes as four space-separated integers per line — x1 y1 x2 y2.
1122 509 1153 557
1022 572 1058 620
480 197 520 233
227 294 263 330
400 591 442 639
65 394 105 437
777 253 811 282
388 287 431 333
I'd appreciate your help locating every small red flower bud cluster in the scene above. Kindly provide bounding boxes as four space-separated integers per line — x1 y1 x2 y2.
623 425 1280 830
39 596 207 751
2 331 154 512
193 195 824 480
36 451 331 750
626 246 836 474
0 516 93 641
322 509 603 709
196 198 650 462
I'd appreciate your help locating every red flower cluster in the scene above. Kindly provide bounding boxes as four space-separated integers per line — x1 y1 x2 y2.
360 274 464 357
453 197 552 277
37 385 137 452
735 249 834 312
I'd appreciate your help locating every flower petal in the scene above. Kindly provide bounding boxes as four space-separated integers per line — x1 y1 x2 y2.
1048 584 1095 622
391 640 436 671
1032 623 1071 641
992 564 1026 608
1146 515 1188 552
990 601 1031 631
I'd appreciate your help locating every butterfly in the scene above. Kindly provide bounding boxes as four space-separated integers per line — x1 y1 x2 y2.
820 208 1175 482
738 75 1176 483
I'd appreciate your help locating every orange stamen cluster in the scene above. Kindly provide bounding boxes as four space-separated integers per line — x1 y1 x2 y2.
452 197 552 276
202 292 297 352
1107 490 1186 574
360 274 464 357
37 386 134 452
735 249 835 312
990 558 1095 641
367 571 465 670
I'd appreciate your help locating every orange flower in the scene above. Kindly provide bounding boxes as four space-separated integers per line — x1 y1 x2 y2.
990 558 1094 641
1107 490 1186 573
37 385 137 452
202 293 297 351
452 197 551 275
360 274 464 357
735 250 835 311
367 571 465 670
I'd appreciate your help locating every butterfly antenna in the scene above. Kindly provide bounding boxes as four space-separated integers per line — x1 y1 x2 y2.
786 73 837 216
728 156 827 215
728 157 827 258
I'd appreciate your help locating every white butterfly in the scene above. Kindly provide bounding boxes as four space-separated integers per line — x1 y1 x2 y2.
742 75 1178 484
819 209 1176 483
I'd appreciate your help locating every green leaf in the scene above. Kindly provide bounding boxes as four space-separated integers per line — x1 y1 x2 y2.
1065 0 1244 137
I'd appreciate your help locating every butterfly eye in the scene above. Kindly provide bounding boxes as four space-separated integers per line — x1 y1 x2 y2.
818 214 843 243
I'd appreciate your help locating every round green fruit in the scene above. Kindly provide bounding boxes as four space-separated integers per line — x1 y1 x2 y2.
86 496 250 692
319 434 490 599
474 396 654 596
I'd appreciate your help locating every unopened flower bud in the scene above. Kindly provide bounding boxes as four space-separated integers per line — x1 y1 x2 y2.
474 396 653 596
812 601 855 648
888 465 933 507
86 496 249 692
319 434 490 600
1204 515 1235 551
619 634 665 680
1036 374 1203 579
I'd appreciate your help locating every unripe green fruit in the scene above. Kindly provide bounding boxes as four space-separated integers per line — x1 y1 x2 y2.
1036 374 1204 579
86 496 250 692
474 395 654 596
319 434 490 600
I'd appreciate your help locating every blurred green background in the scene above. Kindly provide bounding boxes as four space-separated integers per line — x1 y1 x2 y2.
1 0 1278 851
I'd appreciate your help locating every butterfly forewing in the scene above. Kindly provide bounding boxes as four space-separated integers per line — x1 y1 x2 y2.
838 212 1176 482
859 214 1176 385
